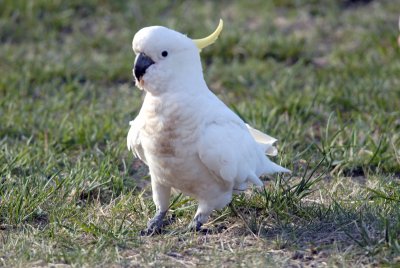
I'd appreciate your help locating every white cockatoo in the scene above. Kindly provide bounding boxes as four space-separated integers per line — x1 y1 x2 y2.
127 20 290 234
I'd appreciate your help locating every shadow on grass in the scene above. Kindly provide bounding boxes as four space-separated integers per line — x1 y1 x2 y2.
206 196 399 266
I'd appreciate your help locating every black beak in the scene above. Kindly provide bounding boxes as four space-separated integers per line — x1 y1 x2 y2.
134 53 154 81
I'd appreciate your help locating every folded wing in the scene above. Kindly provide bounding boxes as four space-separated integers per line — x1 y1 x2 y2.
198 120 288 189
127 115 147 164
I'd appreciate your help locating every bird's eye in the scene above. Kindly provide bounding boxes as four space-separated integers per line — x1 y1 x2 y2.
161 51 168 57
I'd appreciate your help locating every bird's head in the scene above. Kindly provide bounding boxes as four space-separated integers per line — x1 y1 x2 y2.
132 20 223 94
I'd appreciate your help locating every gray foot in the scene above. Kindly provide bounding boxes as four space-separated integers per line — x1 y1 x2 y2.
140 210 167 236
188 215 203 232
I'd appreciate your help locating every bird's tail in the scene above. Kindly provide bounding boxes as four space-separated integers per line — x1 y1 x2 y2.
264 160 291 174
247 161 290 188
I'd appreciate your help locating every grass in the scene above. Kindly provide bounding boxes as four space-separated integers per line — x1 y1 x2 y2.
1 0 400 266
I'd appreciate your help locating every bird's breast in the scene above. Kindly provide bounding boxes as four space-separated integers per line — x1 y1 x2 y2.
141 103 200 188
136 94 232 196
144 117 179 157
140 96 198 159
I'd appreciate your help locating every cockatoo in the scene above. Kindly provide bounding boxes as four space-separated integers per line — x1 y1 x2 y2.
127 20 290 234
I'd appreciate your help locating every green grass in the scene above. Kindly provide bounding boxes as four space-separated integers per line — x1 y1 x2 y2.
1 0 400 266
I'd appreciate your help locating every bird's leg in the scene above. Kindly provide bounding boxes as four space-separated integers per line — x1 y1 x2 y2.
141 180 171 236
188 193 233 232
188 214 205 231
188 202 212 232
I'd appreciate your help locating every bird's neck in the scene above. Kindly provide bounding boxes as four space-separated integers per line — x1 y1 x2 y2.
145 71 208 98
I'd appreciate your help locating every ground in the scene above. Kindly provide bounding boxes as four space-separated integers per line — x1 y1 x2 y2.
0 0 400 267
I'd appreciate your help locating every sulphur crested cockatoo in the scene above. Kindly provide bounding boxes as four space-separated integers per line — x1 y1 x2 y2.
127 20 290 234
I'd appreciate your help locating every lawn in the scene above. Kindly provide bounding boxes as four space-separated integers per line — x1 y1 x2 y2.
1 0 400 267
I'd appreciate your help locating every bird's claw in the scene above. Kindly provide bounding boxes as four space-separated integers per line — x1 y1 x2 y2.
188 219 203 232
140 210 167 236
140 227 161 236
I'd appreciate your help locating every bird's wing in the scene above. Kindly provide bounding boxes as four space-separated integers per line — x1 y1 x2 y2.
127 115 147 164
246 124 278 156
197 120 264 187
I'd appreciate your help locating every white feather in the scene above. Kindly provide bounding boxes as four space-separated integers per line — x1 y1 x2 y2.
127 115 147 164
246 124 278 156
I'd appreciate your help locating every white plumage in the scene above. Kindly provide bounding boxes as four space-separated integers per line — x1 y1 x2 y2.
127 21 290 233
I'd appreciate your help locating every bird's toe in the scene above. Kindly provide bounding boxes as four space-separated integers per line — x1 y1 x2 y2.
188 219 203 232
139 227 161 236
140 210 167 236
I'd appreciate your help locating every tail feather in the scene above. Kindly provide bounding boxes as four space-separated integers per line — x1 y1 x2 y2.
264 160 291 174
246 124 278 156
